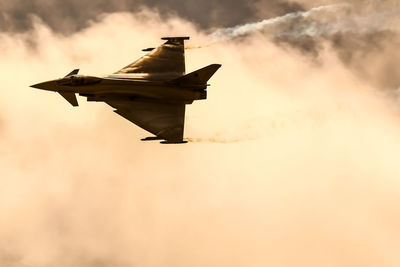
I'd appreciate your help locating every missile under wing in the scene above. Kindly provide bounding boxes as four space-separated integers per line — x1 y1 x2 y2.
31 37 221 144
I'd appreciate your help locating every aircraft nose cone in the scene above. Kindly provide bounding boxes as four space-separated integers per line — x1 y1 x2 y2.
30 80 58 91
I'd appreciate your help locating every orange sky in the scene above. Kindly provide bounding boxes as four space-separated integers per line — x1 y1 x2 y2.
0 6 400 267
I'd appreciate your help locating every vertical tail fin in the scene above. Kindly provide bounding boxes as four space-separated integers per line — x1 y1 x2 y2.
173 64 222 85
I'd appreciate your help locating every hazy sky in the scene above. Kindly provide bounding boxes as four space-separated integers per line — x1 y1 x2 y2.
1 1 400 267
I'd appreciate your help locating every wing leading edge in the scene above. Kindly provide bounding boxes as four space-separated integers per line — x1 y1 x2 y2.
114 37 190 79
107 100 186 143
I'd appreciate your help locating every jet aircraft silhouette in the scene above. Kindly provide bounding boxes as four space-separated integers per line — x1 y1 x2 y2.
31 37 221 144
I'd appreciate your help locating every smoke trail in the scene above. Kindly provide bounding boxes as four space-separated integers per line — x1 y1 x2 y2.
185 42 217 50
185 5 345 49
209 3 400 41
210 4 349 41
188 4 365 50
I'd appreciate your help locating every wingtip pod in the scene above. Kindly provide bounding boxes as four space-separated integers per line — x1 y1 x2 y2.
161 37 190 40
141 136 163 141
161 140 188 144
161 37 190 46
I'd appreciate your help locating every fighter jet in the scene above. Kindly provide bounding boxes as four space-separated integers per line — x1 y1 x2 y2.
31 37 221 144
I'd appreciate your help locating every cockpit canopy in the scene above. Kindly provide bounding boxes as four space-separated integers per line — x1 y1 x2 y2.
57 75 101 86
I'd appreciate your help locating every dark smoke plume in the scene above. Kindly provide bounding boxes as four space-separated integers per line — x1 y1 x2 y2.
0 0 304 33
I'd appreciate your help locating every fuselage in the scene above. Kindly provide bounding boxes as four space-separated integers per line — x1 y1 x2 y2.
32 74 207 104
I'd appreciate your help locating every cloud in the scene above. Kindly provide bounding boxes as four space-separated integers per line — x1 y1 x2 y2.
210 2 400 89
1 7 400 267
0 0 284 33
